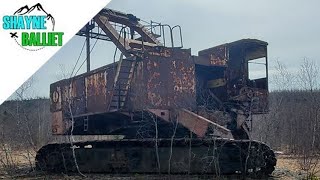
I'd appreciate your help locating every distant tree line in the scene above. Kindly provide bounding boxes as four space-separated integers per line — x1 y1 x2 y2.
0 98 51 149
253 58 320 154
252 90 320 154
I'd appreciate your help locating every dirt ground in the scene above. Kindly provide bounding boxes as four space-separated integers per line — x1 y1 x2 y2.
0 152 319 180
272 156 319 180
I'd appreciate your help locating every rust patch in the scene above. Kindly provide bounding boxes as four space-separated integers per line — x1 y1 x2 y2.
86 71 108 113
168 51 196 108
52 111 64 135
199 45 228 66
177 109 209 138
70 78 86 116
146 61 163 107
50 85 62 112
148 49 171 57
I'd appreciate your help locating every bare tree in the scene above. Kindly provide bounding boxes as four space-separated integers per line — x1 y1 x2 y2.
55 64 72 80
272 59 295 91
254 58 320 179
298 58 319 92
0 77 52 176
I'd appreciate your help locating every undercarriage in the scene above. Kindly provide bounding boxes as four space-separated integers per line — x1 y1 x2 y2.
36 139 276 177
36 109 276 177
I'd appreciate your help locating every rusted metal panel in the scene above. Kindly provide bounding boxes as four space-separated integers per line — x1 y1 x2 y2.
127 60 147 109
177 109 233 138
168 50 196 108
50 65 116 120
83 66 115 114
198 45 228 66
52 111 65 135
177 109 209 137
50 83 63 112
129 55 170 109
196 39 268 67
128 48 196 110
145 56 169 108
85 70 108 113
50 78 85 117
69 78 86 116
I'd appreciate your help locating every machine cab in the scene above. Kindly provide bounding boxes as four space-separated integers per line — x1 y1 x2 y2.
195 39 268 113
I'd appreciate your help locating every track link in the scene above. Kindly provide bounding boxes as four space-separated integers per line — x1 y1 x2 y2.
35 138 276 177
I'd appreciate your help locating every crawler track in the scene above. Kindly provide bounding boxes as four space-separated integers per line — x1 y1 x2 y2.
35 138 276 177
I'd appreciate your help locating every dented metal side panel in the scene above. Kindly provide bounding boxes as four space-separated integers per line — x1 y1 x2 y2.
129 48 196 110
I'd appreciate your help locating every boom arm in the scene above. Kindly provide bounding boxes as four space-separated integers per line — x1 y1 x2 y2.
77 8 162 58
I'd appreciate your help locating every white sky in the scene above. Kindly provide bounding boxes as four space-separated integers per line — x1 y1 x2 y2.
10 0 320 98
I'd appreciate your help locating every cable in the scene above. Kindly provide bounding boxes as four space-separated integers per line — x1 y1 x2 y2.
70 39 86 78
73 21 128 77
73 29 102 76
74 26 101 76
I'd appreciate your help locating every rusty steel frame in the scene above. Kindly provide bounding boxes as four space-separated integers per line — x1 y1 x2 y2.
38 8 278 177
50 8 269 139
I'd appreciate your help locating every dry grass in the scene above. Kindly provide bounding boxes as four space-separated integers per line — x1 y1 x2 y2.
277 156 301 170
272 155 320 180
0 151 319 179
0 150 35 165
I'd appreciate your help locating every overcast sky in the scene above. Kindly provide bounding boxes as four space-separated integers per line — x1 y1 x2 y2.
12 0 320 98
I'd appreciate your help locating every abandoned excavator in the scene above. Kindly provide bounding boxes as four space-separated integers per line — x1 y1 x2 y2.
35 8 276 177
